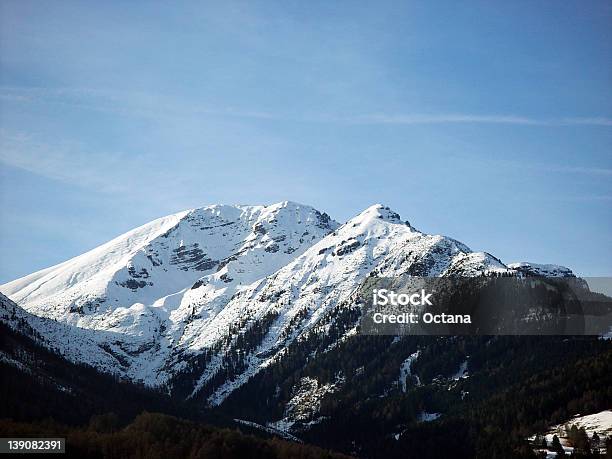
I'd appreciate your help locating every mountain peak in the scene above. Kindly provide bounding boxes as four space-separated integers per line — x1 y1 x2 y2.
351 204 404 226
508 262 575 277
272 200 308 209
0 201 339 321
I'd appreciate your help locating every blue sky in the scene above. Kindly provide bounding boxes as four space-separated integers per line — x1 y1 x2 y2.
0 0 611 281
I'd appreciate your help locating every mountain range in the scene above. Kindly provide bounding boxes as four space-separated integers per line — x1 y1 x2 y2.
2 201 610 458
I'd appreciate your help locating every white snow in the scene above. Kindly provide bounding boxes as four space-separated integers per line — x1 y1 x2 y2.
508 262 575 278
233 418 302 443
530 410 611 457
399 350 421 392
546 410 612 439
451 359 469 380
417 412 441 422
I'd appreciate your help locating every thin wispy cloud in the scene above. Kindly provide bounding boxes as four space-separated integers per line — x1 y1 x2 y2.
0 135 119 192
487 159 612 178
1 87 611 128
547 165 612 176
545 195 612 202
0 87 282 123
0 130 166 196
345 114 545 125
337 113 612 127
559 117 612 127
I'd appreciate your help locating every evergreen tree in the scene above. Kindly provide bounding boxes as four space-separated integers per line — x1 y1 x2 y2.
591 431 600 451
551 435 565 456
574 427 590 455
534 434 544 448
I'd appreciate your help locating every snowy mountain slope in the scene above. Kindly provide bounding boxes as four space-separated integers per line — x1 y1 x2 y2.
3 201 337 320
0 201 580 406
0 293 120 374
2 210 190 312
181 204 510 404
1 201 338 383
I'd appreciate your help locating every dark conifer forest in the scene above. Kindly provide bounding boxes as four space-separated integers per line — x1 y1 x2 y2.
2 317 611 458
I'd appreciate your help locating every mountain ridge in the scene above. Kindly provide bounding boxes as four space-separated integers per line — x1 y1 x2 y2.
0 201 576 401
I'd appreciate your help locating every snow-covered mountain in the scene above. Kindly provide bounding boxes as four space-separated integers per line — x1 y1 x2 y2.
2 201 337 383
0 201 575 404
3 201 337 321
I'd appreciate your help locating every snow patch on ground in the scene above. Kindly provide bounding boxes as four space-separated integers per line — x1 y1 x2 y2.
451 359 468 380
233 418 302 443
530 410 612 457
417 412 441 422
399 350 420 392
547 410 612 439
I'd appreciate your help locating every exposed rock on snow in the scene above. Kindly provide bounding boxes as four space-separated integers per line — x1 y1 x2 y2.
268 375 343 432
